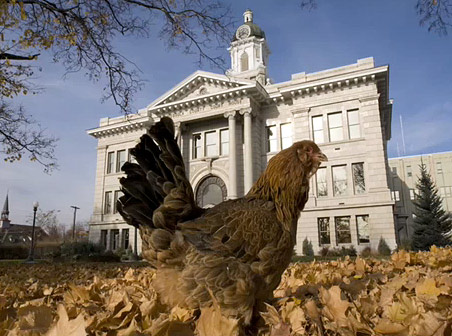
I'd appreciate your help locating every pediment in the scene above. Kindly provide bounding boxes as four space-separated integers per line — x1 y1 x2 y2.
148 71 253 108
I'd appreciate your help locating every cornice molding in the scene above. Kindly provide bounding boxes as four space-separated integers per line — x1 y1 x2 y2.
274 66 388 102
88 119 151 139
150 85 266 115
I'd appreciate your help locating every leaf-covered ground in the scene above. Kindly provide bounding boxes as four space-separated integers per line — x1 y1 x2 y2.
1 247 452 335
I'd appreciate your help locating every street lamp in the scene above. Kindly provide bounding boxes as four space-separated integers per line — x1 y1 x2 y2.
26 201 39 262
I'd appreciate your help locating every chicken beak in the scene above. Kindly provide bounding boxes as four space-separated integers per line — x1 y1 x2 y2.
317 152 328 162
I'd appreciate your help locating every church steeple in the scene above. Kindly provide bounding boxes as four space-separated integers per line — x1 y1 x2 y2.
1 193 10 228
228 9 270 85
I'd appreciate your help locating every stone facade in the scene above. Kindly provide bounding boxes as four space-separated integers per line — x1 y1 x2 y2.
388 152 452 242
88 10 397 255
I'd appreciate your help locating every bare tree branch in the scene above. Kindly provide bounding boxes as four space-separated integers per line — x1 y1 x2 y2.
416 0 452 35
0 0 234 170
0 101 57 173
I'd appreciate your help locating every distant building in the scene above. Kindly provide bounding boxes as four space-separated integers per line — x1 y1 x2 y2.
0 194 47 244
88 10 397 255
388 151 452 242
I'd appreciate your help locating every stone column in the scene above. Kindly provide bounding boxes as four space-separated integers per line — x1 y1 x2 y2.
224 111 237 199
240 107 253 193
174 122 181 148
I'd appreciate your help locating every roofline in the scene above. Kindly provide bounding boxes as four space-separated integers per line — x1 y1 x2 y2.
389 150 452 160
146 70 254 109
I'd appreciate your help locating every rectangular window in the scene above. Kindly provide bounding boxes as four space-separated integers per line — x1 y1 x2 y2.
116 150 126 172
193 133 201 159
318 218 331 245
347 109 360 139
107 152 114 174
410 189 416 200
391 166 397 175
220 129 229 156
446 186 452 197
332 165 347 196
437 162 443 174
266 125 277 152
100 230 108 249
391 190 400 202
356 215 370 244
104 191 112 214
312 116 324 144
111 229 120 251
113 190 123 214
205 131 218 157
335 216 351 244
316 167 328 197
352 163 366 194
406 165 412 177
328 112 343 142
122 229 130 249
280 123 293 150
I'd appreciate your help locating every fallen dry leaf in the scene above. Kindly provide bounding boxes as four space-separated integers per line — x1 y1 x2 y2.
45 304 87 336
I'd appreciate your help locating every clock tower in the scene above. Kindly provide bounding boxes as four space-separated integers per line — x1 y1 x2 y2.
228 9 270 85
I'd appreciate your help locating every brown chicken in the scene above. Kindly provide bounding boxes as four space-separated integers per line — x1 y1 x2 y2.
117 117 327 329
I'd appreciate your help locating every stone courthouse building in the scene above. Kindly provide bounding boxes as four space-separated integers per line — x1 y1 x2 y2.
88 10 397 255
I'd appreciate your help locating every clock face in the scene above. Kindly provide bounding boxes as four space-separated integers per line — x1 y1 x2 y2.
236 25 251 39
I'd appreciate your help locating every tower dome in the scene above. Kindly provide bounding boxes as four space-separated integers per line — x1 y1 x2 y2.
228 9 270 84
232 9 266 42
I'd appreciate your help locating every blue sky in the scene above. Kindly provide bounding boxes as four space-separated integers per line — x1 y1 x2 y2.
1 1 451 228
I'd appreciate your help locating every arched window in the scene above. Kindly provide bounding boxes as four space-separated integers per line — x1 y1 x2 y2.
240 52 249 72
195 175 227 208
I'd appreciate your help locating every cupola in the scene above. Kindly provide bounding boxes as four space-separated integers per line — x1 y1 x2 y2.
228 9 270 85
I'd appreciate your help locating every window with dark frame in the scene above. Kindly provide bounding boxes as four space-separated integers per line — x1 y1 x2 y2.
116 150 126 172
107 152 114 174
111 229 120 250
113 190 123 214
193 133 201 159
122 229 130 249
335 216 351 244
266 125 277 152
100 230 108 248
391 190 400 202
356 215 370 244
104 191 112 214
436 162 443 174
406 165 412 177
316 167 328 197
332 165 347 196
318 217 331 245
352 163 366 194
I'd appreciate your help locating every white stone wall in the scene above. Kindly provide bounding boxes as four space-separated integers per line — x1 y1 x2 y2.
88 58 397 256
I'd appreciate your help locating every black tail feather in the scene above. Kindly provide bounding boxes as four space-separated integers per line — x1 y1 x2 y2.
117 117 202 234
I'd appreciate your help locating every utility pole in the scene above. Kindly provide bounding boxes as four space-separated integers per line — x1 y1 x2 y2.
70 206 80 241
25 202 39 263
